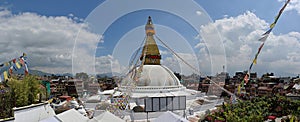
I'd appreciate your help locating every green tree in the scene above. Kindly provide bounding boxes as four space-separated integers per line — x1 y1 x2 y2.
0 85 14 119
8 75 42 107
8 78 29 107
24 75 41 104
205 95 300 122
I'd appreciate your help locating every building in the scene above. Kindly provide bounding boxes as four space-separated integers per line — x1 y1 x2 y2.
198 77 211 93
69 79 84 97
88 82 100 95
50 78 79 97
65 80 78 97
182 73 200 90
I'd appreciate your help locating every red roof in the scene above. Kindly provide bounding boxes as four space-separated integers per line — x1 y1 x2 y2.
267 115 276 120
59 96 72 101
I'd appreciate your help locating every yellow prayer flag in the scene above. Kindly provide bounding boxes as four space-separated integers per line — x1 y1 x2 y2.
270 23 275 29
3 71 8 80
4 62 9 66
253 59 257 65
15 62 21 69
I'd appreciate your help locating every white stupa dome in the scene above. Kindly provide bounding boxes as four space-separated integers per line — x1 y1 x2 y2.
135 65 180 86
120 65 186 95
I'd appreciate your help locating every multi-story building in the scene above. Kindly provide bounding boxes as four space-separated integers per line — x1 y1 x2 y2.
69 79 84 97
50 78 78 97
88 82 100 95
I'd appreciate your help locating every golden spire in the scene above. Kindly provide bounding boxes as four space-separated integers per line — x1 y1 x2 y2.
140 16 161 65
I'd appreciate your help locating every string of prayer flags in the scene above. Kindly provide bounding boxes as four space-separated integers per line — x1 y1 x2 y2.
251 0 290 70
241 0 290 89
0 53 29 80
270 0 290 29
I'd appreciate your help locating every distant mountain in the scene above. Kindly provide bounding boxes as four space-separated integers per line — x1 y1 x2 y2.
28 69 52 76
24 69 72 77
0 68 51 76
61 73 73 77
0 67 122 78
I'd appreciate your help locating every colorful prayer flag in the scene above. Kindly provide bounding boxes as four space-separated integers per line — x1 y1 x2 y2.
19 58 25 66
270 23 276 29
24 63 29 75
12 59 16 63
15 62 21 69
9 67 13 75
262 28 272 35
259 34 269 42
253 53 259 64
3 71 8 81
12 65 17 71
253 58 257 65
258 43 265 52
269 0 290 29
244 73 249 84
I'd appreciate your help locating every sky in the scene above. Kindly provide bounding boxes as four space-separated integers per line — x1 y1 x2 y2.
0 0 299 77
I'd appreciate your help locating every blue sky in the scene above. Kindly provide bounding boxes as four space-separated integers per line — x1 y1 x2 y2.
4 0 299 34
0 0 299 76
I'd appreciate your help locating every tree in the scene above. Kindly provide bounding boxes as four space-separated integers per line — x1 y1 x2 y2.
0 84 13 119
203 95 300 122
24 75 41 104
8 78 29 107
75 72 88 81
8 75 42 107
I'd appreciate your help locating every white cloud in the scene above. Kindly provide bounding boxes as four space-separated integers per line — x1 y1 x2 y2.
0 10 100 74
68 13 74 17
95 55 127 75
160 50 170 55
198 11 300 76
196 10 202 15
162 53 199 75
279 0 300 15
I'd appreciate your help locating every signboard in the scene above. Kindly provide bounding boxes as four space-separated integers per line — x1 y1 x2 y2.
144 96 186 112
